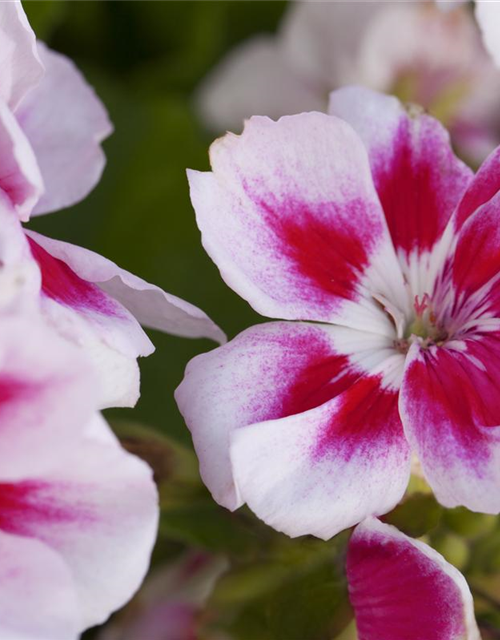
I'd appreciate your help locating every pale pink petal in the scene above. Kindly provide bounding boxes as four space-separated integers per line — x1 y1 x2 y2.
16 43 113 216
475 1 500 67
348 518 480 640
328 86 472 258
2 414 159 631
26 231 223 408
0 315 97 480
176 321 409 538
196 36 323 133
188 112 407 335
400 335 500 513
0 1 43 110
0 531 80 640
0 195 41 313
0 100 43 221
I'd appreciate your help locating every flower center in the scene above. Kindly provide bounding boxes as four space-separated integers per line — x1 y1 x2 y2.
394 293 449 354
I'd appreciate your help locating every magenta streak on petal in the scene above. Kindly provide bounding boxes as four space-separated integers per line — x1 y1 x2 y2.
27 237 122 317
0 481 96 536
405 341 499 472
376 120 455 255
252 192 376 304
313 375 402 462
347 528 467 640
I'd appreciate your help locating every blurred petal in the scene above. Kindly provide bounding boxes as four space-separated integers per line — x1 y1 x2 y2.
27 231 224 408
0 100 43 221
17 43 113 216
2 414 159 631
0 315 97 480
0 531 80 640
347 518 480 640
0 1 43 110
400 335 500 513
189 112 407 335
196 35 322 133
177 321 409 538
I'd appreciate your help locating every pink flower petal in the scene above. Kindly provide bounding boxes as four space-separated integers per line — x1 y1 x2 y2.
196 36 323 133
328 86 472 257
0 315 97 480
26 231 224 408
0 531 80 640
0 2 43 111
16 43 113 217
0 100 43 221
347 518 480 640
450 191 500 317
176 322 409 538
455 145 500 229
400 336 500 513
188 112 407 335
1 413 159 631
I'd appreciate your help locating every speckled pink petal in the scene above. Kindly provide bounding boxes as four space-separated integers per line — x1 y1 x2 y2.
348 518 480 640
401 333 500 514
16 43 113 216
177 321 409 538
329 86 472 258
189 112 407 335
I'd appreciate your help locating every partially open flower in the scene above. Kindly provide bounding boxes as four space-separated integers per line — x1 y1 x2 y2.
178 86 500 539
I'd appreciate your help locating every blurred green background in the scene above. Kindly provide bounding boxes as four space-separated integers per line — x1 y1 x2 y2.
22 3 500 639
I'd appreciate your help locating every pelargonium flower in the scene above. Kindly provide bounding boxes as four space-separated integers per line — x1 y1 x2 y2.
0 1 224 409
177 85 500 539
347 518 480 640
197 0 500 164
0 312 158 640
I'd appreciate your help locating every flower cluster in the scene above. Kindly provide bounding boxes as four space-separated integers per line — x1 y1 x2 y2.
0 3 223 639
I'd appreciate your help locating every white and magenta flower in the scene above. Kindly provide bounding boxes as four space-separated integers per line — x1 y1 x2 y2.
0 1 225 409
347 518 480 640
197 0 500 164
178 85 500 539
0 311 158 640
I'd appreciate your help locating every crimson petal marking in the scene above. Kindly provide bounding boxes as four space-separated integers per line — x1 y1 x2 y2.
189 112 405 333
230 365 409 539
455 145 500 229
329 86 473 256
451 191 500 317
347 518 480 640
175 321 401 513
400 336 500 513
